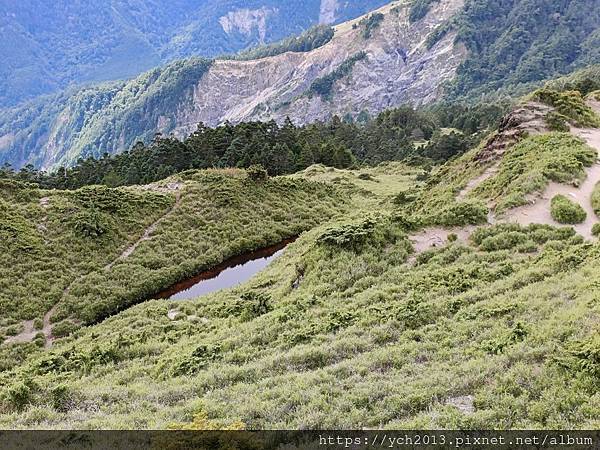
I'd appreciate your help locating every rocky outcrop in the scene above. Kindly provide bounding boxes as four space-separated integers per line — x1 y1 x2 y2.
475 102 553 163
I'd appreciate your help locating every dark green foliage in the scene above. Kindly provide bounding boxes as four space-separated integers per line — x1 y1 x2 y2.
317 217 380 250
0 102 501 188
308 52 367 100
550 195 587 224
52 321 81 338
446 0 600 100
239 292 273 322
72 208 110 238
545 111 570 132
409 0 440 23
434 200 489 227
533 89 600 127
557 335 600 378
592 223 600 237
420 131 469 161
230 25 335 61
246 165 269 183
358 13 385 39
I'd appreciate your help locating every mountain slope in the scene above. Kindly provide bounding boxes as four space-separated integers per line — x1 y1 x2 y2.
1 91 599 428
0 0 465 170
0 0 388 108
1 0 599 171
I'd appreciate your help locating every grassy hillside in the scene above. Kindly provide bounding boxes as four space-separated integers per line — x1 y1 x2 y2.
0 161 598 429
0 169 348 368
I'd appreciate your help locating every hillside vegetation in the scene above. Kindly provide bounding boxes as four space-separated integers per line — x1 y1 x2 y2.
0 160 598 429
0 0 388 107
0 169 348 370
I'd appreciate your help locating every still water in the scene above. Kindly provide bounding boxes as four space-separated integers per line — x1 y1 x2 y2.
156 239 295 300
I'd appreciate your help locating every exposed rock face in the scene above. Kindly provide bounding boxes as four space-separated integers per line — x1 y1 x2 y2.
319 0 339 24
0 0 467 170
174 0 466 136
476 101 553 163
219 7 277 42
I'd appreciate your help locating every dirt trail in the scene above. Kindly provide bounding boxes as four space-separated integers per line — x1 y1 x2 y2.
412 103 600 254
105 185 183 270
3 320 36 345
457 162 500 200
502 126 600 239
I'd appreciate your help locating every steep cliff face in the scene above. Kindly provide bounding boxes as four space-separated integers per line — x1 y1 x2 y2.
174 0 465 136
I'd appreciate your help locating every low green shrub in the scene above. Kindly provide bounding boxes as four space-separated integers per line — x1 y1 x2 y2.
246 165 269 182
545 111 570 132
550 195 587 224
72 208 110 238
435 201 489 227
51 320 80 338
593 182 600 215
592 223 600 237
533 89 600 127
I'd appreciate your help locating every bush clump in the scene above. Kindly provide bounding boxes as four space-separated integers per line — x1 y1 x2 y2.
545 111 570 132
533 89 600 127
592 223 600 237
550 195 587 224
435 201 489 227
593 182 600 215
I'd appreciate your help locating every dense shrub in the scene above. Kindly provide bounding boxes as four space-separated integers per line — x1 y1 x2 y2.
72 208 109 238
435 201 488 227
550 195 587 224
592 223 600 237
533 89 600 128
545 111 570 132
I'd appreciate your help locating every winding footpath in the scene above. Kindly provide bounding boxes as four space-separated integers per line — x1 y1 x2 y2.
410 102 600 254
3 183 185 348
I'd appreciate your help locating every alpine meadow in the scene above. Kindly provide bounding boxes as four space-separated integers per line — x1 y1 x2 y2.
0 0 600 441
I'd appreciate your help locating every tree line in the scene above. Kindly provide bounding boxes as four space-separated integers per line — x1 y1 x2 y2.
0 102 509 190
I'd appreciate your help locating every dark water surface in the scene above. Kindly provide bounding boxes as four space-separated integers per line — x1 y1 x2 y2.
156 238 295 300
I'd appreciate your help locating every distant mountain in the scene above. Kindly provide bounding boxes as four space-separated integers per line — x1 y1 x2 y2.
1 0 599 170
0 0 388 107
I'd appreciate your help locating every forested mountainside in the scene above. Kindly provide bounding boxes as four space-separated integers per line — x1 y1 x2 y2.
1 71 599 429
1 0 599 171
0 0 388 108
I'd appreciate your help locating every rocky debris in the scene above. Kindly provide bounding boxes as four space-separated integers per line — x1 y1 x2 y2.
476 102 553 164
173 0 466 135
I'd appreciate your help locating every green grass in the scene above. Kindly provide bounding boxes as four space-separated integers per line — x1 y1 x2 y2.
0 218 598 429
472 133 597 212
550 195 587 224
0 169 348 339
533 89 600 128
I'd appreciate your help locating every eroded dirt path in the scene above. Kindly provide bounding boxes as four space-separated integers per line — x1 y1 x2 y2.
501 126 600 239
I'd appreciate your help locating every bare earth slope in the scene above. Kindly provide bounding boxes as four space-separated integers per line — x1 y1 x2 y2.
173 0 465 134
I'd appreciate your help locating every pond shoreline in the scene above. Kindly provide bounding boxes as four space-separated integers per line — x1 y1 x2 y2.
155 237 298 300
